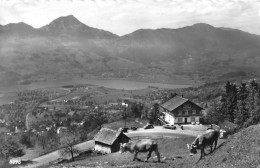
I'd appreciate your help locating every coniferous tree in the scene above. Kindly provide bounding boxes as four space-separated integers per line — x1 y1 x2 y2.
247 80 258 111
221 81 238 122
247 80 260 125
235 82 249 126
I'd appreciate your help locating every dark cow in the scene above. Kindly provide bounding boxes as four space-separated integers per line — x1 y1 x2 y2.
120 139 160 162
187 129 219 159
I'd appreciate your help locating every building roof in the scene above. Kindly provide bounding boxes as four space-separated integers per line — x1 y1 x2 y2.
94 128 127 145
161 95 203 112
161 96 189 111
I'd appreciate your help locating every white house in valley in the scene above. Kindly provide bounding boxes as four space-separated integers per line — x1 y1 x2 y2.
160 95 203 124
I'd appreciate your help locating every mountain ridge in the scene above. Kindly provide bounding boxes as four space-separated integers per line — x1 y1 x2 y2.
1 15 260 87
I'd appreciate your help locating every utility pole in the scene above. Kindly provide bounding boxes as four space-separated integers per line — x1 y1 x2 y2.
122 102 128 128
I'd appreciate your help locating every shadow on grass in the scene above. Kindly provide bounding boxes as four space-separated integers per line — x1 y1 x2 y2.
195 141 227 163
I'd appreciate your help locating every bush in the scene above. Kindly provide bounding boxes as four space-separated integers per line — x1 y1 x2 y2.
0 134 23 159
19 133 33 148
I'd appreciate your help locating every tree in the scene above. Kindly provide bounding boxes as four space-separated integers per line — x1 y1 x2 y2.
148 103 160 124
221 81 238 122
203 101 224 125
88 108 108 127
234 82 249 126
0 135 23 159
45 128 59 149
59 131 80 161
19 132 33 148
131 103 139 117
37 131 48 149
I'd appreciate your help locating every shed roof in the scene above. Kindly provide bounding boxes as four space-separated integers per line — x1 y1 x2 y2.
94 128 127 145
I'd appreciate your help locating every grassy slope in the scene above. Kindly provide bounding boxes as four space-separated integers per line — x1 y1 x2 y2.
56 135 198 168
48 121 260 168
196 124 260 168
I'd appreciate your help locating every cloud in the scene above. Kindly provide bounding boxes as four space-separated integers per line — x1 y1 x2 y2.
0 0 260 35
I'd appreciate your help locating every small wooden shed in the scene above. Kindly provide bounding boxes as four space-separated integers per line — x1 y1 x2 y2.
94 128 130 154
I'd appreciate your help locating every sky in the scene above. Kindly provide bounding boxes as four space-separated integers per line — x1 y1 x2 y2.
0 0 260 36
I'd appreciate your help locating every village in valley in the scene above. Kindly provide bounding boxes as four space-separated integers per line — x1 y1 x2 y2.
0 80 246 168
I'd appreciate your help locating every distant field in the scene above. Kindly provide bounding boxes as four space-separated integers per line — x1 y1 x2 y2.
0 92 17 105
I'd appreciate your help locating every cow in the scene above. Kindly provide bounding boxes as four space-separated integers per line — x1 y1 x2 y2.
187 129 219 159
120 139 160 162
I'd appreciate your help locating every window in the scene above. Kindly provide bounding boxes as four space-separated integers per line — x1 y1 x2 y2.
178 110 182 115
196 110 200 115
177 118 183 122
188 110 192 115
185 110 189 115
192 110 196 115
184 104 191 108
191 117 195 122
182 111 185 115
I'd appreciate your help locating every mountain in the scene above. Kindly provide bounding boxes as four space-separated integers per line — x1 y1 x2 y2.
0 15 260 87
39 15 118 39
0 22 37 36
111 23 260 80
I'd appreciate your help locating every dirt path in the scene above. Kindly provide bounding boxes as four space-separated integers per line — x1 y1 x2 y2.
126 126 206 137
18 140 94 168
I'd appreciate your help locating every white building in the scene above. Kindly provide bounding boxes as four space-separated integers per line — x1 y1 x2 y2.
160 95 203 124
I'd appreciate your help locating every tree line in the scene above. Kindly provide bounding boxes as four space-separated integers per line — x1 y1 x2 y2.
205 79 260 128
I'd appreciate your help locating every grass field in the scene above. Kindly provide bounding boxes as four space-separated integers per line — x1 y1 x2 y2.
51 134 226 168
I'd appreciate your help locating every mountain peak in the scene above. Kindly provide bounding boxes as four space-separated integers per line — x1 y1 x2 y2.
39 15 118 39
39 15 87 35
190 23 215 31
53 15 80 24
48 15 83 27
192 23 213 27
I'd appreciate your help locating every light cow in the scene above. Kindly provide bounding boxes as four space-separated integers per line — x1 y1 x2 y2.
120 139 160 162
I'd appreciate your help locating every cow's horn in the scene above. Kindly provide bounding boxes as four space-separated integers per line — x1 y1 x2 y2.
187 144 190 149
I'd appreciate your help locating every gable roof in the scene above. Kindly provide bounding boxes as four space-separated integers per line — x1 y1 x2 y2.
94 128 128 145
161 96 202 111
161 96 188 111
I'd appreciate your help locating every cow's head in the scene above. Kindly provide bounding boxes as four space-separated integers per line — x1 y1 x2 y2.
119 143 127 153
187 144 197 156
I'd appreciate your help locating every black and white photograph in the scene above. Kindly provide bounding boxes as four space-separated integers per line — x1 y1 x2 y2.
0 0 260 167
